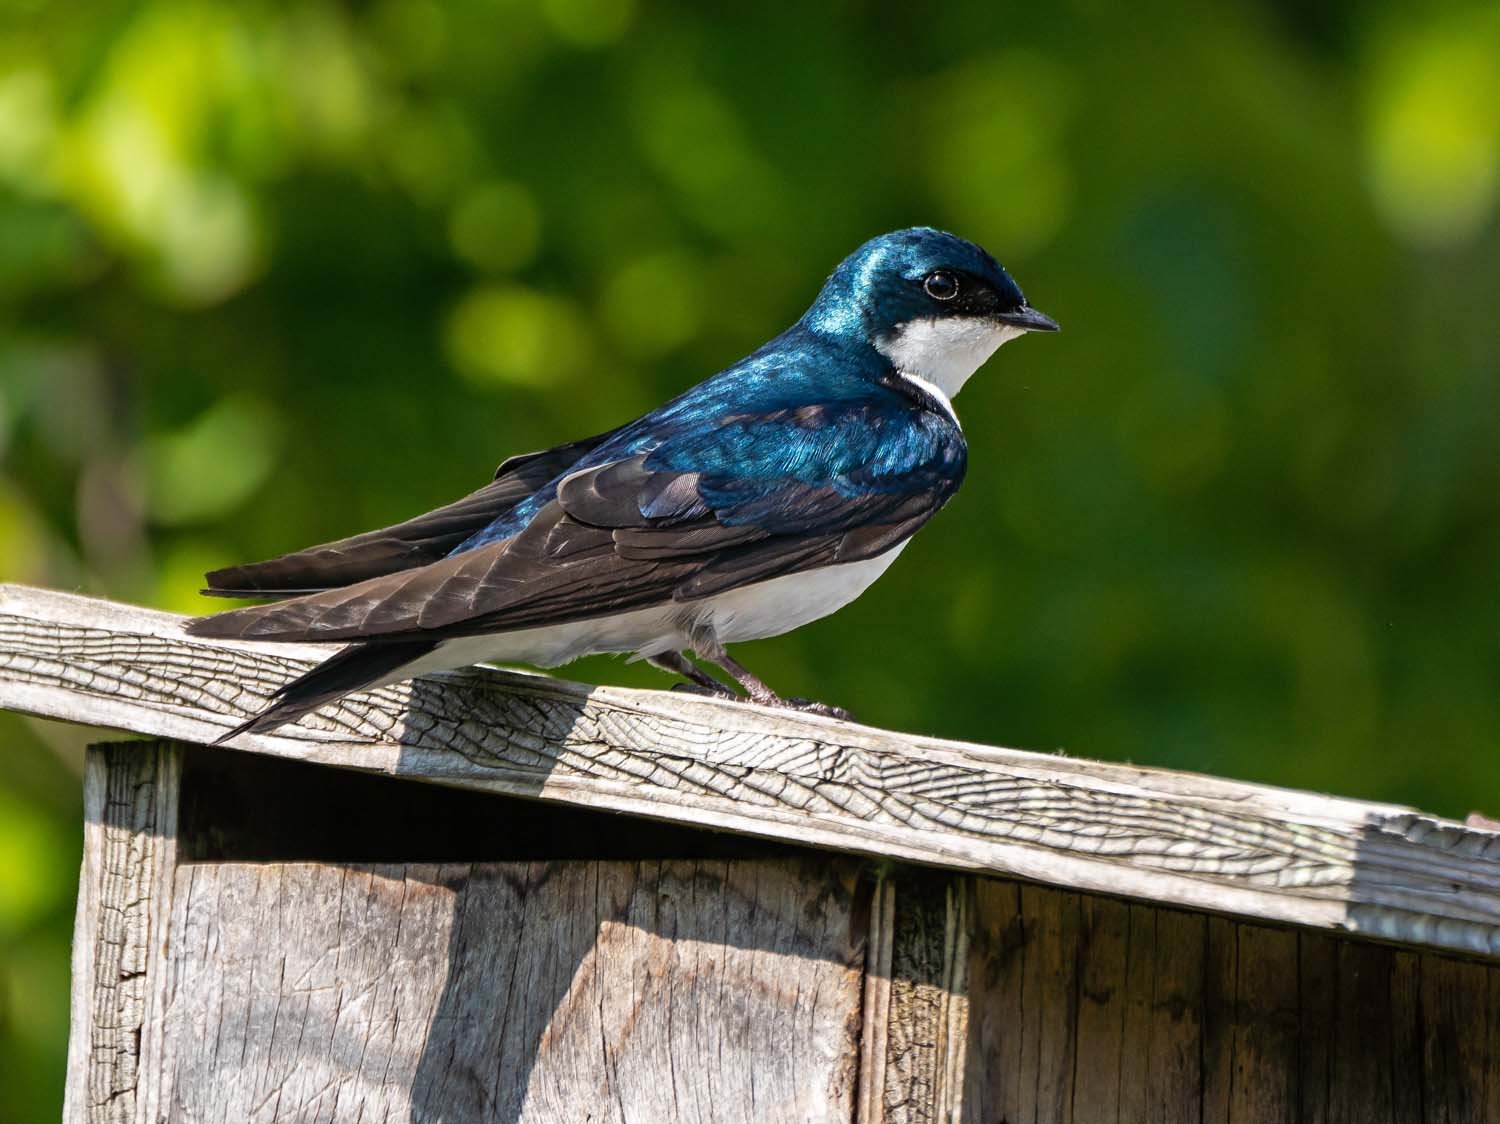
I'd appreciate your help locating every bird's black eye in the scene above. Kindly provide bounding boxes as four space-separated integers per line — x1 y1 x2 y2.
923 271 960 301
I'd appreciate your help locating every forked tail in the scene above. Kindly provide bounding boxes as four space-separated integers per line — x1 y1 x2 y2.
215 639 438 744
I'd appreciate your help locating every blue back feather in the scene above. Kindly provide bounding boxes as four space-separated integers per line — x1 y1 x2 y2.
451 227 1006 553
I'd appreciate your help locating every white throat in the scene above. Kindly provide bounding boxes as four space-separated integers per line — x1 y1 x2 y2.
875 318 1025 419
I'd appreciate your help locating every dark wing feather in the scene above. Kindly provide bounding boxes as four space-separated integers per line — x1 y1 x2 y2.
201 428 620 598
491 431 618 482
188 394 965 645
209 638 438 743
187 510 655 641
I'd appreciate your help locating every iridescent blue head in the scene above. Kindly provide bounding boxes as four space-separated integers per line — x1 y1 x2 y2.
803 227 1058 401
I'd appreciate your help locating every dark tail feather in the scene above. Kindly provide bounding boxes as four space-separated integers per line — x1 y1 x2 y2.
201 428 623 600
215 639 439 744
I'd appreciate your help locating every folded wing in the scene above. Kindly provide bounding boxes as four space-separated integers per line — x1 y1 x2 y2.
188 393 965 644
200 430 617 597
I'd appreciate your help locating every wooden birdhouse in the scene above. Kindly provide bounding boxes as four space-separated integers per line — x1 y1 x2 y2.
2 584 1498 1123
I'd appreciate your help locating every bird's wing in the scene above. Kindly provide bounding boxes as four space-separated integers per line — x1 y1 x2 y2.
200 429 619 598
187 393 966 644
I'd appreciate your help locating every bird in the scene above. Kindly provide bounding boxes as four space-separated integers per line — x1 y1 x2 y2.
187 227 1058 741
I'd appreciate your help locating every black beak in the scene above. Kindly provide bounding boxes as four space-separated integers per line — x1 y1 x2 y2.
997 305 1060 332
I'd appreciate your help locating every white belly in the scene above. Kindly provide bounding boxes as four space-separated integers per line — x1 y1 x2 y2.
390 541 909 679
703 540 909 643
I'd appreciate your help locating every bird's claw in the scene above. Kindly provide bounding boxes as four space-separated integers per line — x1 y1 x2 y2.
756 693 852 720
671 680 735 700
671 681 848 720
779 696 854 722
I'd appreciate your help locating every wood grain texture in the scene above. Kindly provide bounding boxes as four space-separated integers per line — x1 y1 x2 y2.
862 874 971 1124
64 741 181 1124
7 584 1500 960
1068 895 1130 1122
962 880 1026 1124
858 876 897 1124
1148 907 1207 1123
1230 925 1301 1120
961 880 1500 1124
147 857 866 1124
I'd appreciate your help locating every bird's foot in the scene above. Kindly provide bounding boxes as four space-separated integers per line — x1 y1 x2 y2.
742 686 853 722
785 696 854 722
650 651 736 698
670 680 736 700
683 635 853 721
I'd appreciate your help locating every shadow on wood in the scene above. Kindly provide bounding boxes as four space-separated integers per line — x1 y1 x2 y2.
178 747 873 1123
167 859 869 1124
79 741 876 1124
177 744 805 864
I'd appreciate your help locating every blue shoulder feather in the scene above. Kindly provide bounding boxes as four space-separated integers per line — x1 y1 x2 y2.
453 324 966 553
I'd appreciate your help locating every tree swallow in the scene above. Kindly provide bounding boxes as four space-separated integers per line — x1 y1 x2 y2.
189 227 1058 739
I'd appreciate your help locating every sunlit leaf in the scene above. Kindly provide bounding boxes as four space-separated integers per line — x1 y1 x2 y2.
923 50 1077 259
144 395 281 525
0 792 70 935
599 249 700 358
152 538 239 614
448 180 541 273
1364 13 1500 247
630 70 785 237
0 67 58 195
542 0 635 48
0 482 51 582
444 284 592 387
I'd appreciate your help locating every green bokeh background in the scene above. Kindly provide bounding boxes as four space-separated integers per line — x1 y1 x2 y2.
3 1 1500 1116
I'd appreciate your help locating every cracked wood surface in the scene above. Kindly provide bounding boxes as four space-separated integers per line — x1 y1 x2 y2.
876 876 966 1122
149 857 865 1124
6 583 1500 960
64 742 180 1124
867 875 970 1124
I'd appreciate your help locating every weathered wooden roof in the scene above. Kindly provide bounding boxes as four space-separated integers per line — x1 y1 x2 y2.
3 582 1499 961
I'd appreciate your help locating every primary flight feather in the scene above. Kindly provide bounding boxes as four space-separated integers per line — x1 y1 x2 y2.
189 227 1058 739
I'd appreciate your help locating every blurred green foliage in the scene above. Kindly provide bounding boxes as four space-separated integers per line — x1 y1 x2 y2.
3 1 1500 1116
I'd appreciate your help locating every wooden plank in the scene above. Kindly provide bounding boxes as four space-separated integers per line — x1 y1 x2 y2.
1200 915 1237 1122
1016 886 1079 1124
1066 895 1130 1122
962 879 1500 1123
969 890 1222 1123
64 741 181 1124
1389 951 1425 1124
6 583 1500 959
1488 968 1500 1124
1147 909 1205 1123
866 873 971 1124
1101 904 1205 1123
938 885 972 1124
1227 925 1300 1122
858 877 897 1124
1420 952 1492 1124
148 856 866 1123
962 880 1026 1124
1116 905 1158 1123
1327 939 1397 1123
1295 932 1336 1124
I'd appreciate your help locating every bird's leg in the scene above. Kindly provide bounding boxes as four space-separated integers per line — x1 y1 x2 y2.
647 651 736 698
689 630 853 722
